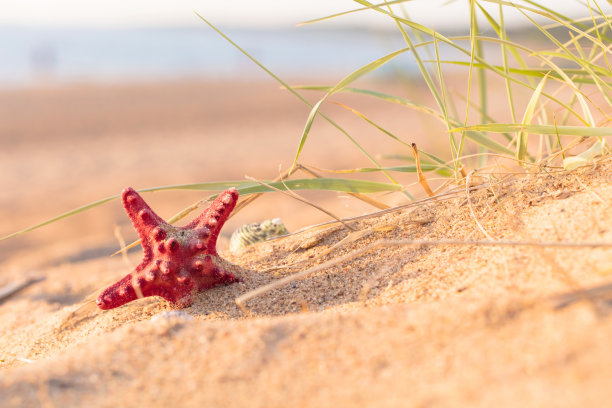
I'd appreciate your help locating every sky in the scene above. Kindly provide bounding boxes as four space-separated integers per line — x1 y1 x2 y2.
0 0 608 29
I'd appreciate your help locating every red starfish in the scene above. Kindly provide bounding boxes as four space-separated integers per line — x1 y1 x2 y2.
96 187 240 310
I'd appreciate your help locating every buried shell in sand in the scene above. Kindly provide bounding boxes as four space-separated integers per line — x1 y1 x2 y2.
229 218 289 253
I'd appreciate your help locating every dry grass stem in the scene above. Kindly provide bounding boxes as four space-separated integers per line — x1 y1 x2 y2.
296 163 390 209
279 179 504 239
113 225 132 267
111 168 301 257
466 170 495 240
244 175 357 232
410 143 435 197
261 228 373 274
232 167 299 216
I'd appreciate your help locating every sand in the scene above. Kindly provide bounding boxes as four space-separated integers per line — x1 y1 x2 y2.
0 80 610 407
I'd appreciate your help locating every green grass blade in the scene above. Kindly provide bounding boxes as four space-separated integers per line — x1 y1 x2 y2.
473 3 488 132
468 0 489 168
383 4 451 157
477 2 536 88
426 61 608 84
440 36 593 124
481 0 612 42
451 124 612 137
497 4 517 123
515 9 611 115
563 138 608 170
299 0 410 26
488 0 610 48
292 47 413 194
330 48 410 95
463 130 515 155
336 3 593 125
295 85 514 155
299 30 596 124
352 0 453 42
587 0 612 72
517 73 548 162
292 86 442 117
331 99 480 175
450 89 513 142
237 178 403 194
338 165 455 178
292 47 410 168
293 98 325 167
383 151 451 167
433 25 460 166
519 0 612 42
416 150 451 166
1 178 403 242
332 102 411 148
194 12 410 194
0 196 119 242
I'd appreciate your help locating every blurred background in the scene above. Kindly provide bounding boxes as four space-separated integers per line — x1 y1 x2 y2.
0 0 594 86
0 0 608 267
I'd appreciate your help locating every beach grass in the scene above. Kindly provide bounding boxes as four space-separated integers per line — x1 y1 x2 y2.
2 0 611 242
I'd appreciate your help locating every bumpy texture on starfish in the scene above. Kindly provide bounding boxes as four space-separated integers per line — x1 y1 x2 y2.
96 187 240 310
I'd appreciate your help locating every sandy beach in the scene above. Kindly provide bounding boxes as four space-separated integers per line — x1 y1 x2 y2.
0 79 610 407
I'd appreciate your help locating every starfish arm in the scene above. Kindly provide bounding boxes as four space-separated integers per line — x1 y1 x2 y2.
186 188 239 252
192 255 240 292
96 273 140 310
96 268 197 310
122 188 169 235
122 188 170 262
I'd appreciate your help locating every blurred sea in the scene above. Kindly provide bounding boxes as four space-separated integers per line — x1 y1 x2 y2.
0 26 414 88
